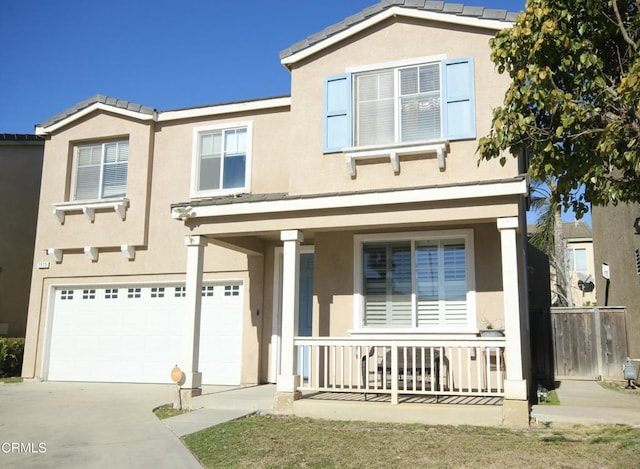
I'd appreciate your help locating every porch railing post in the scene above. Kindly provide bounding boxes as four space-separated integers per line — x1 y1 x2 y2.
391 342 399 405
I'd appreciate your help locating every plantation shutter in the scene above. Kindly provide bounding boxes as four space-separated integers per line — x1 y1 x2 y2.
323 73 352 153
442 57 476 140
363 243 412 326
102 141 128 198
416 239 467 327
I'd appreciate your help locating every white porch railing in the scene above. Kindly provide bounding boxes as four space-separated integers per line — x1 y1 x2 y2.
294 337 506 404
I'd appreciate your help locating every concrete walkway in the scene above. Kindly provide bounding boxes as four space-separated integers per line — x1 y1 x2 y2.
163 380 640 437
162 385 275 437
531 380 640 427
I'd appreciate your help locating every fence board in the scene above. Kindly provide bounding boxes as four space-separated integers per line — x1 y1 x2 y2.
550 307 628 380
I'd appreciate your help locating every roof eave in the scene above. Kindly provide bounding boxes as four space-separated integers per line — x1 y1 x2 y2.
280 6 514 68
36 103 157 136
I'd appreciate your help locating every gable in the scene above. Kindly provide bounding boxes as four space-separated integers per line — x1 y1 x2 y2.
280 3 516 67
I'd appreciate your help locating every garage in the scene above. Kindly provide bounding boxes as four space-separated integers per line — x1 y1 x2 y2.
45 282 243 385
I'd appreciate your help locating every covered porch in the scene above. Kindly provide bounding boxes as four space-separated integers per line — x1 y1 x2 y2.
171 179 531 425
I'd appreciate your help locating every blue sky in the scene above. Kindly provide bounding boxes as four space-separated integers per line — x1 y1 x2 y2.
2 0 586 223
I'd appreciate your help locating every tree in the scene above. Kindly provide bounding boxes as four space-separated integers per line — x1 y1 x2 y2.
478 0 640 217
529 179 573 306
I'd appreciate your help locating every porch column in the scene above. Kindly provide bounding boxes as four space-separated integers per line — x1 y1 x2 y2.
180 235 207 405
274 230 303 413
497 217 529 425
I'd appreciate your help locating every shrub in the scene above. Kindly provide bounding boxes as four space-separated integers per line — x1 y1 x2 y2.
0 338 24 378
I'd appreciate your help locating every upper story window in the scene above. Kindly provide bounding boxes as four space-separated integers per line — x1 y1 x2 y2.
355 230 476 332
192 122 252 197
567 247 588 272
355 63 441 146
323 56 475 153
73 140 128 200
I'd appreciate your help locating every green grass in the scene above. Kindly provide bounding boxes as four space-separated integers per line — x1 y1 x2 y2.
183 415 640 468
537 389 560 405
0 377 23 384
153 404 190 420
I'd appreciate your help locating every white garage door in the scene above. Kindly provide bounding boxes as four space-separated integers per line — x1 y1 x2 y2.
45 283 243 385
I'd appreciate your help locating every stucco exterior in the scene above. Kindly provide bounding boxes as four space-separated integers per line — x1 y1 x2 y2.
23 2 529 420
0 135 44 337
592 203 640 358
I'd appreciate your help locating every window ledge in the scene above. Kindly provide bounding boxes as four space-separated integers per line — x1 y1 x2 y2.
53 198 129 223
344 141 449 177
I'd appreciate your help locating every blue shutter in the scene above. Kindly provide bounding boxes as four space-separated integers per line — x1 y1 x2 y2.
323 73 352 153
442 57 475 140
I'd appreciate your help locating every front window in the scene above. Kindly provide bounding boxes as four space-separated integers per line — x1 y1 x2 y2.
354 63 441 147
359 231 474 330
193 123 251 196
73 140 128 200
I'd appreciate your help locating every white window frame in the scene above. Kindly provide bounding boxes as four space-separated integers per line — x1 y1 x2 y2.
191 121 252 198
352 229 476 334
348 54 448 150
71 139 129 202
567 247 588 272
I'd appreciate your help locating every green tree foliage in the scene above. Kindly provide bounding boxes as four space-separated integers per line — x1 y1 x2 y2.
478 0 640 217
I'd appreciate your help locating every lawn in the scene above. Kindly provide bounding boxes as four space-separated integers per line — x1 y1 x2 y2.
183 414 640 468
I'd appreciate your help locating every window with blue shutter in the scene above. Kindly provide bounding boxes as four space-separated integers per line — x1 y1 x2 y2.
323 74 352 153
323 56 475 152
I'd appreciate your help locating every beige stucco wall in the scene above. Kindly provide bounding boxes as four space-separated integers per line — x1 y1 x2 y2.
286 18 517 196
23 106 290 382
0 142 43 337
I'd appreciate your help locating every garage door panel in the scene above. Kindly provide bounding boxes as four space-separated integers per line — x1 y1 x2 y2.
47 283 243 385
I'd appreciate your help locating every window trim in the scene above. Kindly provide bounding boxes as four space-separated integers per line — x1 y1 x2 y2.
352 229 476 334
190 121 253 198
71 139 129 202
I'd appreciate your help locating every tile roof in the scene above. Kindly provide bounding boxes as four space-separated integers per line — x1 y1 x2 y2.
0 133 44 143
39 94 156 129
528 222 593 240
279 0 520 59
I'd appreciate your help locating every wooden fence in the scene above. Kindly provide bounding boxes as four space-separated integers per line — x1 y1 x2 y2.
550 307 628 380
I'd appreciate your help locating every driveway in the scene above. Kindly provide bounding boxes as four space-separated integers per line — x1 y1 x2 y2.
0 381 202 469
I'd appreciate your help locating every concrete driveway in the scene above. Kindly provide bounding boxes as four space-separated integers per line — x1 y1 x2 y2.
0 381 202 469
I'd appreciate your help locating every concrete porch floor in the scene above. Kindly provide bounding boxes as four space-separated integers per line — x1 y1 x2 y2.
294 391 504 426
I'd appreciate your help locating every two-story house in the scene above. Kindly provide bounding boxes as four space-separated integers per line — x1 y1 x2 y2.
22 1 530 424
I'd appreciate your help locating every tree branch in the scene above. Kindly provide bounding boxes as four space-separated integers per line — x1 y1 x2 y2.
613 0 638 53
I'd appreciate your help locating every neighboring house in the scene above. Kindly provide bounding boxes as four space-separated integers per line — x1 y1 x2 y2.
592 203 640 358
564 222 596 307
22 2 530 423
527 221 596 307
0 134 44 337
